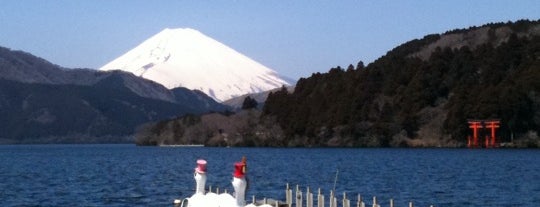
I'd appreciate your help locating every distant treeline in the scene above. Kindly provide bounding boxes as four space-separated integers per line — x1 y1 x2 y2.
262 20 540 147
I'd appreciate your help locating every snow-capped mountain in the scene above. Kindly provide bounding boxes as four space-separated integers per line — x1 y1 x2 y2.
100 28 291 102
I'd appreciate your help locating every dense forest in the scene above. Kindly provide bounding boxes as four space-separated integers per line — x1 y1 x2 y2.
263 20 540 147
137 20 540 147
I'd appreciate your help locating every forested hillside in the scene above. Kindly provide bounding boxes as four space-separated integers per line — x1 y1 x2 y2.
136 20 540 147
263 20 540 147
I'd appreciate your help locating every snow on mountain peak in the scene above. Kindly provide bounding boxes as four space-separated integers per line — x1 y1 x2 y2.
100 28 291 102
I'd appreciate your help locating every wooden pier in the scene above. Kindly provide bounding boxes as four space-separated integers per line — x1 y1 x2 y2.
243 184 434 207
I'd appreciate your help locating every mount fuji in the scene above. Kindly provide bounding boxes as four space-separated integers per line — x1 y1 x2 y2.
100 28 292 102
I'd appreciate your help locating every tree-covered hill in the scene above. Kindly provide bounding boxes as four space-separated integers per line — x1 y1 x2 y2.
136 20 540 147
263 20 540 147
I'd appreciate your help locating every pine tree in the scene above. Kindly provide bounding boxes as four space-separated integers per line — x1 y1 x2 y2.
241 96 258 110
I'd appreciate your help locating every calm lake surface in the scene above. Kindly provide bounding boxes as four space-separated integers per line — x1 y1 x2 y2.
1 145 539 207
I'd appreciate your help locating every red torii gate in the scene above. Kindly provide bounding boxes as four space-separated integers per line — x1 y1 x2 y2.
485 119 500 148
467 119 500 148
467 120 483 148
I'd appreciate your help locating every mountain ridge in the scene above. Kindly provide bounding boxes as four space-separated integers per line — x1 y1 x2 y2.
0 46 227 143
410 22 540 60
100 28 291 102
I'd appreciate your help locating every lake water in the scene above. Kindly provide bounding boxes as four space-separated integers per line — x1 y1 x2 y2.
1 145 539 207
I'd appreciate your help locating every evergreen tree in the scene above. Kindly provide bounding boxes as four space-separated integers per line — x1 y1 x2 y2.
241 96 258 110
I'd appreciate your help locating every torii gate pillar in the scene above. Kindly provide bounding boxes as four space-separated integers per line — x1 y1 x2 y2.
484 120 500 148
468 120 483 148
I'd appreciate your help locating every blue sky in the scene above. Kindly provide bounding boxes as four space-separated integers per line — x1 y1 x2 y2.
1 0 539 80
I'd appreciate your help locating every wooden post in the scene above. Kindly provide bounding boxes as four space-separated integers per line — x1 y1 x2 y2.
343 192 350 207
317 188 324 207
409 201 414 207
372 196 377 207
357 194 362 207
296 185 303 207
344 199 350 207
286 184 290 205
286 184 293 207
329 190 334 207
252 195 256 204
342 192 348 207
264 198 267 204
309 191 313 207
389 199 394 207
307 187 313 207
216 187 219 194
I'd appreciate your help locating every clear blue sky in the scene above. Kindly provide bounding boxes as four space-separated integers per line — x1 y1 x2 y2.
1 0 539 80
